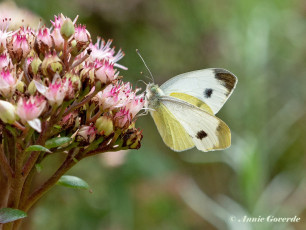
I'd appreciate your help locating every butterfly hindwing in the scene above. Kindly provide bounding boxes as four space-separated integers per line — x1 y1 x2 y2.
160 68 237 114
160 96 231 152
150 102 195 151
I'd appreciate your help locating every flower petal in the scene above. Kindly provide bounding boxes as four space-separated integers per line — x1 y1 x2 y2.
34 80 47 96
28 118 42 132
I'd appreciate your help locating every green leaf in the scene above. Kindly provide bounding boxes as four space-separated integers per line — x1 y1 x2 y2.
57 175 90 190
25 145 51 153
0 208 27 224
45 137 71 149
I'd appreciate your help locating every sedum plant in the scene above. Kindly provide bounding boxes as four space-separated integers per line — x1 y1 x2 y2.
0 14 144 230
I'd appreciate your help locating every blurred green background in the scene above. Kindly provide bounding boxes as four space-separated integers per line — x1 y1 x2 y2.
2 0 306 229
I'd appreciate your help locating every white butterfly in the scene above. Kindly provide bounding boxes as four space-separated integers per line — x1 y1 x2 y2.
145 68 237 152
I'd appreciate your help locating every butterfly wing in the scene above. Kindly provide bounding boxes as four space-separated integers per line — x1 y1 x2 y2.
150 102 195 152
160 68 237 114
160 96 231 152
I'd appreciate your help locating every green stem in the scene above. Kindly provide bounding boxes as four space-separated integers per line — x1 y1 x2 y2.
0 145 13 179
22 150 80 212
0 169 10 208
3 129 15 172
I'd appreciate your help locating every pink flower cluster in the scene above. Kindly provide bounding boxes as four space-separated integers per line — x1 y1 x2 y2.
95 82 144 128
0 14 144 149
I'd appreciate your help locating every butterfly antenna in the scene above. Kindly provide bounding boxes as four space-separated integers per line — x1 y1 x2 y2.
136 49 155 83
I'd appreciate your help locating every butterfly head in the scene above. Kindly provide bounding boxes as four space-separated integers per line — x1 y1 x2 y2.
144 83 164 109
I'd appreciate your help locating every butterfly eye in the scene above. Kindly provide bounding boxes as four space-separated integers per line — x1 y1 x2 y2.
151 86 157 93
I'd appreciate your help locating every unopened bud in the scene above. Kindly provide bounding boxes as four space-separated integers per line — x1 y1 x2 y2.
77 125 96 143
0 100 17 124
80 66 95 86
66 72 81 91
95 115 114 136
28 80 37 95
16 81 25 93
60 18 75 40
70 40 78 56
29 56 42 75
41 53 63 77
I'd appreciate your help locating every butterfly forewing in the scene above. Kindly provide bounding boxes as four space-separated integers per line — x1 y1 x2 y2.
160 68 237 114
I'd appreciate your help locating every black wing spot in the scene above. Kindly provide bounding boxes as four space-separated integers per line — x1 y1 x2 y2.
196 130 208 140
204 88 213 98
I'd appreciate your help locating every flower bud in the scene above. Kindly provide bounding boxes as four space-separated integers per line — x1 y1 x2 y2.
16 81 25 93
0 100 16 124
41 53 63 78
77 125 96 143
60 18 75 40
28 80 37 95
95 115 114 136
70 40 78 56
29 56 42 75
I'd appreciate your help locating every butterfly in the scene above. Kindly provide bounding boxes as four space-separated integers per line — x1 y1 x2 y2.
144 68 237 152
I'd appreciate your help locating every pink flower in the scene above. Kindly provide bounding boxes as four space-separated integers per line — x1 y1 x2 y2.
7 29 32 61
34 76 70 106
0 53 11 70
89 38 127 70
50 15 65 50
51 14 78 51
15 35 29 53
0 68 19 97
94 60 118 84
125 94 145 119
74 24 90 43
94 84 120 110
37 27 52 48
95 82 130 110
77 125 96 143
18 26 35 44
0 18 14 52
114 107 130 128
93 82 144 116
16 96 46 132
